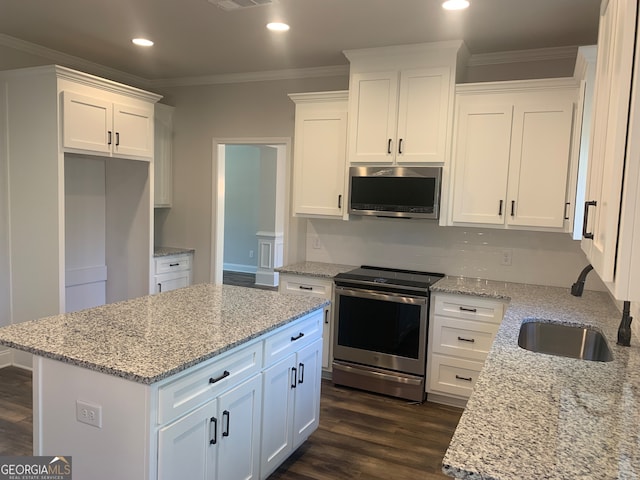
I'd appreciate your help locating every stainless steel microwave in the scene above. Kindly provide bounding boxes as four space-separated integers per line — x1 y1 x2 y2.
348 166 442 219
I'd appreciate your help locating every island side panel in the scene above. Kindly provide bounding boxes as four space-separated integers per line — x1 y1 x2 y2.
34 356 153 480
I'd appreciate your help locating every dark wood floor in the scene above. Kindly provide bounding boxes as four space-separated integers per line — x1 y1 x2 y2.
223 270 278 291
0 368 462 479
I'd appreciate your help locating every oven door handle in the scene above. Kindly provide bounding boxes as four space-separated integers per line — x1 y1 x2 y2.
335 286 427 305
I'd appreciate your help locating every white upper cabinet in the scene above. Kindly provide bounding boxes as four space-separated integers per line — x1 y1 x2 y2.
344 42 464 166
581 0 640 301
450 80 578 231
289 91 348 218
154 103 174 208
62 90 154 160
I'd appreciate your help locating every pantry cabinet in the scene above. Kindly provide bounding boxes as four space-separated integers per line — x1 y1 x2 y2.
289 91 348 218
581 0 640 301
62 90 154 160
427 293 505 405
450 79 578 231
343 41 464 166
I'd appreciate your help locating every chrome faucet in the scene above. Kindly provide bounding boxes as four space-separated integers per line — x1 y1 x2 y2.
571 264 594 297
570 264 633 346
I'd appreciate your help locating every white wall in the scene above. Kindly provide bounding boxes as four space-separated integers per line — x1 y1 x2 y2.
305 218 606 292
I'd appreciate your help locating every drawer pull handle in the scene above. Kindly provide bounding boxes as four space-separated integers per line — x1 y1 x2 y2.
457 336 475 343
291 332 305 342
298 362 305 384
209 416 217 445
291 367 297 389
222 410 230 437
115 132 120 146
459 307 477 313
209 370 230 384
299 285 313 291
169 262 180 267
456 375 473 382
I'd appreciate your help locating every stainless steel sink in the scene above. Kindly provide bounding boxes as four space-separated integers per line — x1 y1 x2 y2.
518 320 613 362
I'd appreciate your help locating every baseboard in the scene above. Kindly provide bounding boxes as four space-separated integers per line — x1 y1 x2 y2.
0 347 11 368
223 263 257 274
426 392 468 409
12 350 33 371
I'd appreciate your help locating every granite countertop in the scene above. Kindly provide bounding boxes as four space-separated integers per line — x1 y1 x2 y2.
432 276 640 480
0 284 328 385
276 261 357 279
154 246 195 257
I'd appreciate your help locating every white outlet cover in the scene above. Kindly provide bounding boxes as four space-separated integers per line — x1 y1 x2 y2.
76 400 103 428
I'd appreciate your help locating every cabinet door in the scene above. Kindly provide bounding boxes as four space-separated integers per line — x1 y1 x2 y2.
113 103 154 159
260 355 296 479
155 271 191 293
216 375 262 480
451 103 512 225
62 91 112 154
396 67 451 164
582 0 637 283
293 110 347 217
292 338 322 449
155 104 174 207
347 71 398 164
506 102 573 228
158 400 217 480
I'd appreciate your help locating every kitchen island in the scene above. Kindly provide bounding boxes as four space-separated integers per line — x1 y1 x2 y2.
0 283 329 480
433 277 640 480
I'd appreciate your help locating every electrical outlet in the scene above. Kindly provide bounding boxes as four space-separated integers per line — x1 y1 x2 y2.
76 400 102 428
501 249 513 266
312 236 321 249
249 250 254 258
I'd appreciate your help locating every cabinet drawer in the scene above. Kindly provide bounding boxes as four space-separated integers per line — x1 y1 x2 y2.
433 294 504 324
157 341 262 425
428 353 484 399
264 310 323 367
279 275 332 299
155 254 191 275
431 315 498 361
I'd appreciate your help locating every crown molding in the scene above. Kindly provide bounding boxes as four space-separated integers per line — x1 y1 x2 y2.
467 45 578 67
148 65 349 88
0 34 150 88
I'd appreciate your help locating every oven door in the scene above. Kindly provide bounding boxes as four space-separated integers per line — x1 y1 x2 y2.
333 285 428 376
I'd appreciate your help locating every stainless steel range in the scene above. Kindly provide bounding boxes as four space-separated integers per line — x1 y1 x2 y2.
332 266 444 402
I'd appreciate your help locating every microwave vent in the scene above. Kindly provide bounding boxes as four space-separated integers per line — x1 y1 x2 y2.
209 0 277 11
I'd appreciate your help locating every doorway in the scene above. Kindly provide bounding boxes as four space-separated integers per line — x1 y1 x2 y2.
211 138 290 287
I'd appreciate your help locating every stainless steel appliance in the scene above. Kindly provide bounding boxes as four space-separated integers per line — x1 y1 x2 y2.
348 166 442 219
332 266 444 402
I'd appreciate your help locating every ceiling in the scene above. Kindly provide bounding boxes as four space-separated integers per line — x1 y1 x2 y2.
0 0 601 83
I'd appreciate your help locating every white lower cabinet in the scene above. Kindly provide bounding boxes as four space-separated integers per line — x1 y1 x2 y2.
156 309 323 480
260 338 322 479
154 253 193 294
278 274 334 371
427 293 505 404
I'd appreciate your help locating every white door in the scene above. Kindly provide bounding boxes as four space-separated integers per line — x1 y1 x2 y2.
347 71 398 164
158 400 218 480
293 111 347 217
451 103 513 225
260 355 296 478
62 91 112 154
113 103 154 159
292 339 322 449
216 375 262 480
506 102 574 228
396 67 451 164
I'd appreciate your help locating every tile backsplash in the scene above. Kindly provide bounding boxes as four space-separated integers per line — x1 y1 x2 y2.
305 217 607 292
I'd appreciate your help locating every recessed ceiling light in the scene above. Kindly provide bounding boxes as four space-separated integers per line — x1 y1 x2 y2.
132 38 154 47
266 22 290 32
442 0 469 10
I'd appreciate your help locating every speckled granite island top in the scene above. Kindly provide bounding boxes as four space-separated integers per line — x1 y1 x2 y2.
276 261 357 278
0 284 328 384
432 276 640 480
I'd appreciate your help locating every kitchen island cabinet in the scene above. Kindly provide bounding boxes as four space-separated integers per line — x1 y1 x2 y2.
0 284 327 480
432 277 640 480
